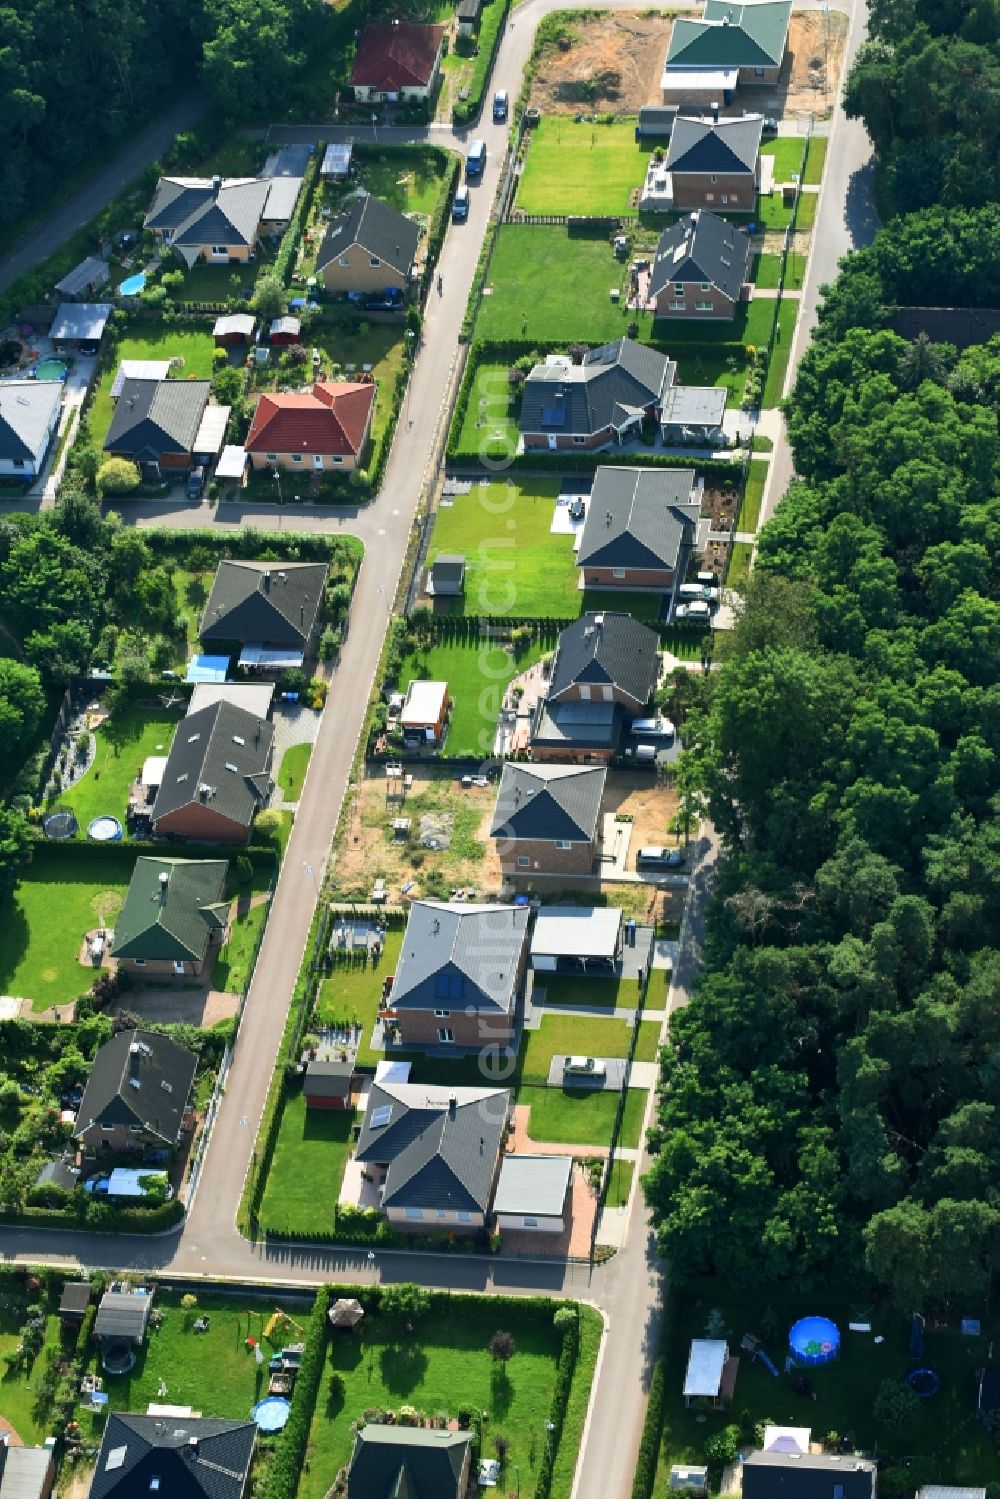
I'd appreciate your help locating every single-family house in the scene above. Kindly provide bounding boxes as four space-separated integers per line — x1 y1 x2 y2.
400 679 450 745
531 611 660 760
213 314 256 347
75 1029 197 1154
530 905 624 971
58 1281 92 1330
245 381 375 474
48 302 112 350
144 176 271 265
663 0 792 104
520 338 674 451
650 210 751 319
103 378 211 481
665 114 763 209
315 193 421 297
493 1154 572 1234
151 700 274 844
304 1060 355 1110
54 255 109 300
110 858 230 978
349 22 446 103
576 467 703 594
93 1288 154 1347
426 554 466 597
683 1338 739 1409
384 899 530 1048
0 382 61 481
200 559 329 657
741 1452 877 1499
0 1442 55 1499
490 763 606 876
354 1080 510 1228
346 1427 472 1499
91 1414 256 1499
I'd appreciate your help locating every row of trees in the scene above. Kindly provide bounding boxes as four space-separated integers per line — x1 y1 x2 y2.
643 163 1000 1310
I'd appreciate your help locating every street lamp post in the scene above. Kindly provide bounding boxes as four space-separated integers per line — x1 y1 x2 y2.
271 466 283 527
372 111 378 145
405 329 416 426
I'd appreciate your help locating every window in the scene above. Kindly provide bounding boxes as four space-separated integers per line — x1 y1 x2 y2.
438 1027 455 1044
612 567 626 579
754 65 765 76
695 301 714 311
434 1009 451 1018
700 282 710 292
710 174 717 184
265 453 277 462
404 1207 424 1220
517 856 531 869
435 971 465 1002
555 840 572 851
437 1209 448 1219
210 246 228 256
338 255 350 266
572 436 586 446
129 1124 145 1134
457 1210 473 1223
669 301 685 311
134 959 146 968
720 194 729 205
524 1217 538 1227
673 283 685 296
333 455 343 464
369 257 382 268
12 459 24 470
292 454 303 463
313 454 324 469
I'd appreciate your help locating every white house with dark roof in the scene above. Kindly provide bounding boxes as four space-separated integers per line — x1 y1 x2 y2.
649 210 751 320
144 175 292 266
490 763 607 876
520 338 674 452
0 381 61 480
577 467 704 594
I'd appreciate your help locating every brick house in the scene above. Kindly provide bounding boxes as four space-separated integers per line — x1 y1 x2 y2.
111 858 230 978
650 210 751 322
665 114 763 210
245 381 375 475
200 559 329 656
349 22 446 103
520 338 674 452
530 612 661 761
315 193 421 297
74 1029 197 1155
151 700 274 844
576 466 703 595
663 0 792 104
92 1415 257 1499
490 763 607 876
384 900 530 1048
103 377 211 481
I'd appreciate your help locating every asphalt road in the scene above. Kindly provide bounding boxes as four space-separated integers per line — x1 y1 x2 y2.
0 93 207 296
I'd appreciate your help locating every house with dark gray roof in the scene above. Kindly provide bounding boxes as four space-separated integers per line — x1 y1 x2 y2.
666 114 763 209
315 193 421 296
75 1029 197 1154
385 901 530 1047
91 1413 256 1499
104 378 211 481
520 339 674 451
151 700 274 844
663 0 792 104
490 763 606 876
650 210 751 320
144 176 272 266
346 1426 472 1499
577 467 703 596
426 554 466 597
741 1451 876 1499
200 559 328 654
531 612 661 761
111 858 229 978
0 381 61 481
354 1080 510 1228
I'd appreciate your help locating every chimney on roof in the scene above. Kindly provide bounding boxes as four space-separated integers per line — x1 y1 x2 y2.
212 176 222 196
710 102 719 122
129 1042 142 1079
158 871 169 900
448 1094 457 1119
187 1438 199 1460
263 570 271 590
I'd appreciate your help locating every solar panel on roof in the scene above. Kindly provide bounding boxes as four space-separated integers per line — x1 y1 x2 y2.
541 406 567 427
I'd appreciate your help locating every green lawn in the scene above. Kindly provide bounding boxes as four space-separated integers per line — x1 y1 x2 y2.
760 136 808 182
258 1089 356 1235
52 703 185 833
330 147 446 220
754 190 795 230
87 329 218 446
521 1083 647 1148
173 569 214 665
521 1013 659 1083
803 135 829 185
212 899 269 995
0 845 135 1010
605 1156 634 1208
727 540 754 589
302 1303 567 1499
654 295 776 349
477 227 641 344
795 191 818 231
737 460 768 534
517 119 649 215
0 1305 65 1442
753 253 782 290
277 742 313 801
451 359 521 461
763 298 799 406
535 973 641 1010
174 259 260 304
315 929 403 1066
398 636 550 758
651 1281 1000 1493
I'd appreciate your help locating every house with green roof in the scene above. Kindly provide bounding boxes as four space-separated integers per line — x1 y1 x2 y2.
662 0 792 103
111 857 230 978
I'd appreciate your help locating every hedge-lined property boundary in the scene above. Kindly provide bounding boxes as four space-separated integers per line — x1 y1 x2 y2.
0 1199 184 1235
263 1284 331 1499
453 0 513 126
629 1296 671 1499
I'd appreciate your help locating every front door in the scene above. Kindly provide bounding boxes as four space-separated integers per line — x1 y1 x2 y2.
547 434 558 451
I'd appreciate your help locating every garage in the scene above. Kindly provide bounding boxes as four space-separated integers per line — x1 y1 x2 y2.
493 1153 572 1234
530 905 623 972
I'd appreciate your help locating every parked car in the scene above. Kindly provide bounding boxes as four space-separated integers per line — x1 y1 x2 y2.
493 89 509 123
675 600 711 621
637 846 685 870
452 184 470 222
466 139 487 181
677 583 720 604
186 465 206 499
563 1056 606 1077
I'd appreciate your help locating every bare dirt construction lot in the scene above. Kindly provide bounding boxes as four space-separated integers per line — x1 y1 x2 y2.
528 7 848 117
604 772 680 854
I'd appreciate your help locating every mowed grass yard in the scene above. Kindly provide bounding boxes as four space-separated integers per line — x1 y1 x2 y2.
760 135 809 181
277 741 313 801
737 459 769 534
536 973 641 1009
521 1082 647 1148
0 845 135 1009
52 703 185 832
477 227 645 344
0 1305 65 1442
517 119 650 215
87 329 217 446
314 929 403 1065
258 1088 356 1235
521 1012 660 1082
399 635 550 758
451 359 521 461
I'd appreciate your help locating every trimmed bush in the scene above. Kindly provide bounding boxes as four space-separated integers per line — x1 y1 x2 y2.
262 1285 331 1499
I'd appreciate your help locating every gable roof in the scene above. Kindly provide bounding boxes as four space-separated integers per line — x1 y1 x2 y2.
111 858 229 964
490 763 606 844
0 381 60 464
347 1427 470 1499
391 901 529 1016
151 700 274 833
91 1413 256 1499
549 612 660 708
75 1029 197 1143
666 113 763 175
667 0 792 69
520 339 674 437
144 177 270 249
94 1290 153 1341
245 382 375 458
200 560 328 649
54 254 109 297
578 466 701 571
741 1452 876 1499
355 1082 509 1212
315 194 421 278
105 378 210 460
349 22 445 90
650 210 750 305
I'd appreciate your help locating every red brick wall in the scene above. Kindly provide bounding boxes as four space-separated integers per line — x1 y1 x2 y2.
154 802 253 843
396 1009 515 1048
671 171 756 210
652 281 736 320
579 564 674 590
496 838 597 876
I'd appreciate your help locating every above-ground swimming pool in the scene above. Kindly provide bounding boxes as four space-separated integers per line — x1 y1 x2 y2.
88 816 124 842
118 272 147 296
31 358 68 381
251 1398 291 1432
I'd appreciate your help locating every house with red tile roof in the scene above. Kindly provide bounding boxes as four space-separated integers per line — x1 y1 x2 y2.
349 21 446 102
245 382 376 474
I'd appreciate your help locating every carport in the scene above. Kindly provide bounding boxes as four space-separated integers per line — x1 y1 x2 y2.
530 906 623 973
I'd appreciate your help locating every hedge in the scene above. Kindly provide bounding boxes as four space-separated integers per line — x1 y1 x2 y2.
263 1285 331 1499
534 1314 581 1499
629 1296 671 1499
273 154 322 289
453 0 513 126
74 1290 101 1357
423 152 462 301
141 527 363 569
0 1199 184 1235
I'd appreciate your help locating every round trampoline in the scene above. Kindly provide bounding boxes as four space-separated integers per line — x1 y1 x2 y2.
44 810 78 840
789 1316 841 1366
252 1398 291 1433
102 1341 136 1375
88 815 123 842
907 1368 940 1399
